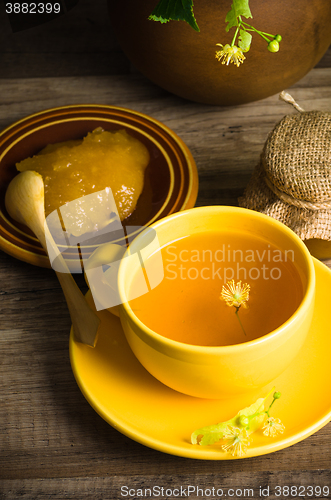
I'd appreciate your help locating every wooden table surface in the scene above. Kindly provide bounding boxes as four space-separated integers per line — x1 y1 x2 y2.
0 1 330 498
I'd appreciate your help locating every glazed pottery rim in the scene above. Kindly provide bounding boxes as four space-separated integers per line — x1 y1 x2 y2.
0 116 175 240
120 205 316 354
0 103 184 136
0 103 198 266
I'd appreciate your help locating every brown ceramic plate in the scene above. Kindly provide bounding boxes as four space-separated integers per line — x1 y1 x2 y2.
0 105 198 268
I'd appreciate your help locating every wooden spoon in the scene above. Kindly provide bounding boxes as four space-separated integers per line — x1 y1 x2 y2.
5 170 100 347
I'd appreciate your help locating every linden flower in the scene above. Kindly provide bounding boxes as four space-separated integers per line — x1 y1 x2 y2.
222 426 251 457
215 44 246 67
262 417 285 437
221 280 250 309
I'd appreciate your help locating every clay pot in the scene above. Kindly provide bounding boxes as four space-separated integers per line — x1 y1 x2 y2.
108 0 331 105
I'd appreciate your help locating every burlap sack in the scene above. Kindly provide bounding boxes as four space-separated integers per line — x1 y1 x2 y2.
239 110 331 241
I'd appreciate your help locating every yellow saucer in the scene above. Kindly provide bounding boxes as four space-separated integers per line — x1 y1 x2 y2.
69 258 331 460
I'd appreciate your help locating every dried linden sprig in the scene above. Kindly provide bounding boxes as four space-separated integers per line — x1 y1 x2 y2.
148 0 282 66
191 389 284 457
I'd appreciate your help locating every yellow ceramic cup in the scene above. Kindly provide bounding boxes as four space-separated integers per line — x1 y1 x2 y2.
87 206 315 399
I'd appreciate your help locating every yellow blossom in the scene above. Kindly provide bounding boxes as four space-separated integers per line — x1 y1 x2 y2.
262 417 285 437
220 280 250 309
215 44 246 67
222 426 251 457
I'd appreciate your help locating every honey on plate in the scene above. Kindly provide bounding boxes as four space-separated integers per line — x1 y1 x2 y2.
16 128 150 236
129 231 304 346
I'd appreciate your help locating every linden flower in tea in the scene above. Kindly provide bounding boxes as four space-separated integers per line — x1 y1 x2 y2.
221 280 250 336
221 280 250 308
191 388 285 456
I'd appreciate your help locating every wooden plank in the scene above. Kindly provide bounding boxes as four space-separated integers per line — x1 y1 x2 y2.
315 46 331 68
0 0 130 78
1 471 331 499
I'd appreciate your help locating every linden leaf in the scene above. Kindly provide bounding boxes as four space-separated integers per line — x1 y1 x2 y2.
225 0 252 32
148 0 200 32
191 397 267 446
148 14 171 24
191 421 233 446
238 29 252 52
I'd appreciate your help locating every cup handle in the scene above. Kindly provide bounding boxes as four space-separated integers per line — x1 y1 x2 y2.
84 243 127 317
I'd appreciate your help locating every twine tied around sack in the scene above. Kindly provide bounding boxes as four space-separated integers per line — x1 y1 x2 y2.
263 177 331 211
239 92 331 242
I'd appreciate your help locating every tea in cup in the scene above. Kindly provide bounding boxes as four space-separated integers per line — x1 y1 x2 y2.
86 206 315 399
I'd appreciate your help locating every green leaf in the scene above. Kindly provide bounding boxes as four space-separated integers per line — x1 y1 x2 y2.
148 0 200 32
191 397 267 446
148 15 171 24
225 0 252 32
191 421 233 446
238 29 252 52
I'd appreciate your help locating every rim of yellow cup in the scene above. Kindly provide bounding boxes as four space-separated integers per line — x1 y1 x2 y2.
119 206 315 355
